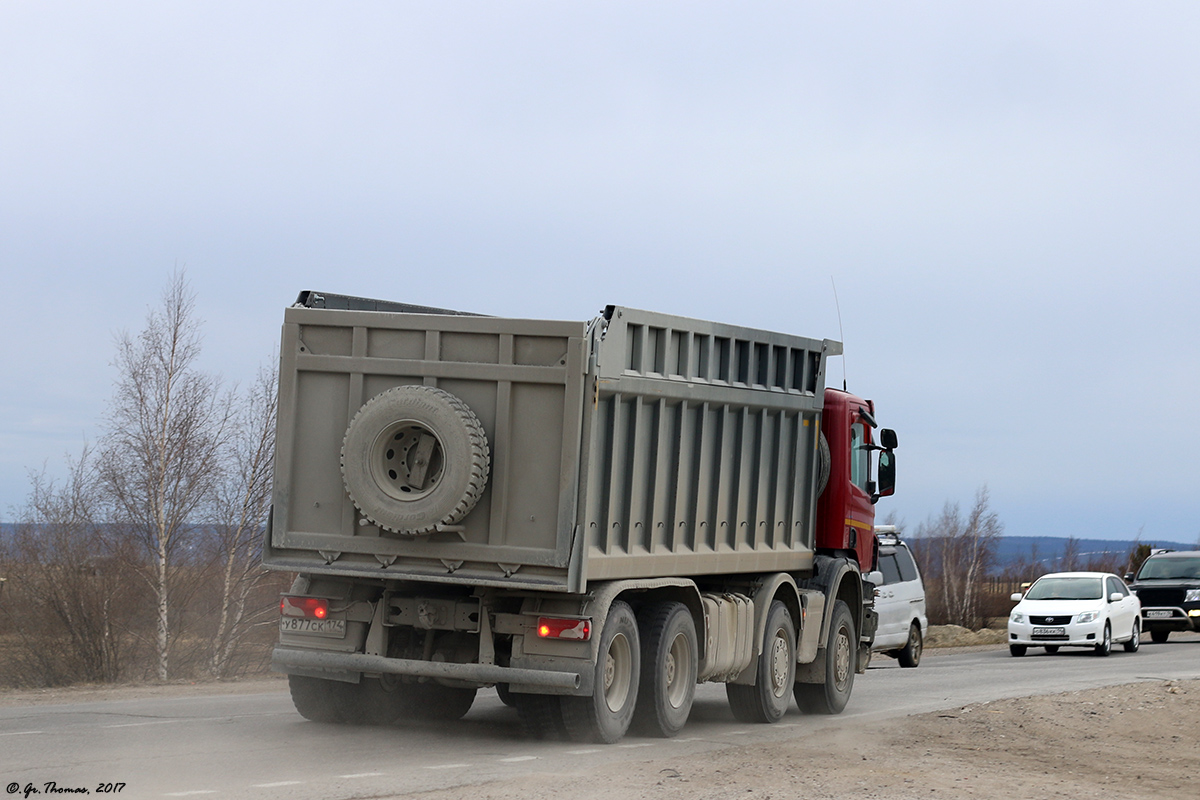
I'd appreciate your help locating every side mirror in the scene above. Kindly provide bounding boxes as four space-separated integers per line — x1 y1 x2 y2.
1123 573 1134 582
880 428 898 449
865 570 884 586
1010 592 1023 602
1110 592 1123 603
874 450 896 501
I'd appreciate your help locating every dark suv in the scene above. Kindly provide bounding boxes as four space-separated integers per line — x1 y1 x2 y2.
1126 550 1200 643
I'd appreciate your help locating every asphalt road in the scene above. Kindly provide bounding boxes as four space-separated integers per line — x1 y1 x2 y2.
4 635 1199 800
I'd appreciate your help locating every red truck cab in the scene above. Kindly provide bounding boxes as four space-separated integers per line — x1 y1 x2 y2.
816 388 897 572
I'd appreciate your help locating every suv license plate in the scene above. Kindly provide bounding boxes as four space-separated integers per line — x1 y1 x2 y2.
1032 626 1065 636
280 617 346 638
1145 610 1173 619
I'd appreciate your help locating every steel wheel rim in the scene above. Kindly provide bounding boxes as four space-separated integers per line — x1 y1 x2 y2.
665 632 691 709
604 632 633 713
371 420 445 501
769 630 791 698
833 624 851 689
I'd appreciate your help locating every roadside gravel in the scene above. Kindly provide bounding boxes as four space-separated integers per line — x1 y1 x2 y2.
405 678 1199 800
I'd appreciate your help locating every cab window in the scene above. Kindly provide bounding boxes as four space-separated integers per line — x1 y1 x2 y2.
850 422 870 492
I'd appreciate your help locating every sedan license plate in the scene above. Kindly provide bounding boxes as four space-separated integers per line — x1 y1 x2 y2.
1032 626 1065 636
279 617 346 638
1145 609 1173 619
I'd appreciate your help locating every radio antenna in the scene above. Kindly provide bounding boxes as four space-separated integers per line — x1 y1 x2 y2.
830 276 847 391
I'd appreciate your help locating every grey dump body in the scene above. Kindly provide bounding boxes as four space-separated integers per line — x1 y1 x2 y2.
266 297 839 593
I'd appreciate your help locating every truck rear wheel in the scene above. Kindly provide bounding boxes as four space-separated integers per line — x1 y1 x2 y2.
793 599 855 715
562 601 640 744
355 678 476 723
633 602 698 737
514 693 569 740
419 685 477 720
341 385 490 535
726 601 795 724
288 675 354 723
355 677 406 725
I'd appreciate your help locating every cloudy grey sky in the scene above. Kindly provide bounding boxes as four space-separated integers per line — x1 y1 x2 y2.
2 2 1197 543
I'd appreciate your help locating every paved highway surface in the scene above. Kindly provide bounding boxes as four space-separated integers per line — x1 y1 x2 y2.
4 635 1199 800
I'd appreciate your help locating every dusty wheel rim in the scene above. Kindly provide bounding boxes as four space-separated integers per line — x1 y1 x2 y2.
833 624 852 690
769 630 791 698
665 632 692 709
1131 624 1139 648
909 627 922 660
370 420 446 502
604 632 633 713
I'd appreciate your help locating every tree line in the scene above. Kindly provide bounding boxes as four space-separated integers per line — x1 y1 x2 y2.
901 487 1160 629
0 273 288 687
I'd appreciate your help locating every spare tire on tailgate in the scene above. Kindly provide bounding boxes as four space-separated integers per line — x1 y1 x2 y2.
341 385 490 535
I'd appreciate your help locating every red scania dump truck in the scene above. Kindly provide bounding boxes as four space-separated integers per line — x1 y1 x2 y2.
264 293 897 743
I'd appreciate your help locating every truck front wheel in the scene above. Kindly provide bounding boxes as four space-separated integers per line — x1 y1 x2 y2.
793 599 856 715
562 601 640 744
727 601 796 724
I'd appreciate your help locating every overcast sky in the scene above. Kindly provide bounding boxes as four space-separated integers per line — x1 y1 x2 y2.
2 2 1197 543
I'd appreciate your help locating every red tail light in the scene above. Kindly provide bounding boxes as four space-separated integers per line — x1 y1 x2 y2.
280 596 329 620
536 617 591 641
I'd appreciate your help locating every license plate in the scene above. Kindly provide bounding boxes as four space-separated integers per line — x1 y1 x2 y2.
1145 609 1173 619
279 617 346 638
1032 627 1065 636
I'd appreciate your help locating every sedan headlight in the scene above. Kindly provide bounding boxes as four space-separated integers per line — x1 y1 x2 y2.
1010 611 1025 624
1076 610 1099 624
1185 589 1200 603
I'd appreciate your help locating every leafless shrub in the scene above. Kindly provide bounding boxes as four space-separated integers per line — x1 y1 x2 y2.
0 453 145 687
204 361 279 678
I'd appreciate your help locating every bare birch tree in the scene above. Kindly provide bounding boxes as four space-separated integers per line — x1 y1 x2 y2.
912 486 1003 629
206 360 277 677
97 271 231 681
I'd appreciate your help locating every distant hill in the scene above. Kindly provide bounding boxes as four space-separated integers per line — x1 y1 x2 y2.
991 535 1197 569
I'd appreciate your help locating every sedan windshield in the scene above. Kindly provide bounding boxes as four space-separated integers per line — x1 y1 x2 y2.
1025 577 1103 601
1136 556 1200 581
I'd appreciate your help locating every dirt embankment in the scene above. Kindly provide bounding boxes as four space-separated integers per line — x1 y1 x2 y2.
407 679 1200 800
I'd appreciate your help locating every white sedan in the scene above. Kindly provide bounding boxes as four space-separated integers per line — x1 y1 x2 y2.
1007 571 1141 657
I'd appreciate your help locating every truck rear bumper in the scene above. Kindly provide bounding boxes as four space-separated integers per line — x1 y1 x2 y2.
271 646 582 690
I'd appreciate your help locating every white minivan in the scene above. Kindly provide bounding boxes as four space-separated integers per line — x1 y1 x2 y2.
870 526 928 667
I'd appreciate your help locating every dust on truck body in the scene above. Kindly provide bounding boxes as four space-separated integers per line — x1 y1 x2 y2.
265 292 898 743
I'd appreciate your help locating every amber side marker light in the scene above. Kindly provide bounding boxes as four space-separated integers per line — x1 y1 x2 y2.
537 617 591 640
